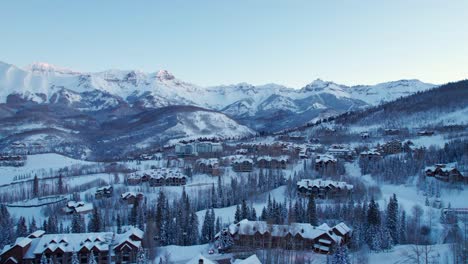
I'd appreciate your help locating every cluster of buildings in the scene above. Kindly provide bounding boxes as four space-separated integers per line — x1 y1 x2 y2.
424 164 467 183
215 219 351 254
95 186 113 199
314 154 337 171
63 201 94 214
225 155 291 173
297 179 354 199
120 191 144 204
0 228 144 264
0 155 26 167
196 158 221 176
175 141 223 157
127 168 187 186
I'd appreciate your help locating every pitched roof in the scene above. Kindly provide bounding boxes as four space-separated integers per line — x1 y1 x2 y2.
297 179 354 190
233 254 262 264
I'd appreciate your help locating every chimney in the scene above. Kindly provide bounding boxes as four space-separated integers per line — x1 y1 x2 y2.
199 259 204 264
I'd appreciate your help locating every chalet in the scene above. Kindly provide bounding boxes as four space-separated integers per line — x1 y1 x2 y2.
232 157 254 172
360 132 370 139
120 192 144 205
0 228 143 264
196 158 221 176
384 129 400 135
359 149 381 161
127 174 142 185
417 130 435 136
256 156 289 169
380 140 402 155
63 201 93 214
128 168 187 187
297 179 354 199
326 145 353 159
424 164 466 183
0 155 26 167
95 186 113 199
314 154 337 171
215 219 351 254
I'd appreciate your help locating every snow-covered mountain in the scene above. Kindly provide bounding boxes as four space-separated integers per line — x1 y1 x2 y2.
0 61 437 132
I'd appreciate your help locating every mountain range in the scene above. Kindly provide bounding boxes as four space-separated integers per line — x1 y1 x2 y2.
0 61 439 159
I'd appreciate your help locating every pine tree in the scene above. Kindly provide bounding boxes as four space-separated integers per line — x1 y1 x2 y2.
16 216 28 237
386 194 399 244
201 210 211 243
33 175 39 197
215 217 221 234
241 200 249 220
234 205 241 223
331 245 351 264
136 246 147 264
71 252 79 264
88 251 97 264
57 174 64 194
307 195 318 226
29 217 38 234
251 207 257 221
40 254 48 264
71 213 84 233
116 214 122 234
89 207 101 232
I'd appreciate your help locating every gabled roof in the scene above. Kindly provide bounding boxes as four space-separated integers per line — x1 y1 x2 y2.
233 254 262 264
297 179 354 190
186 254 216 264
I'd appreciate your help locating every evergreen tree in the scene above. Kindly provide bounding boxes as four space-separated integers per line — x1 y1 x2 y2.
40 254 48 264
29 217 38 234
136 246 147 264
87 251 97 264
241 200 249 220
71 252 79 264
386 194 399 244
16 216 28 237
215 217 221 234
201 210 211 243
234 205 241 223
33 175 39 197
251 207 257 221
331 245 351 264
116 214 122 234
71 213 84 233
57 174 64 194
307 195 318 226
89 207 101 232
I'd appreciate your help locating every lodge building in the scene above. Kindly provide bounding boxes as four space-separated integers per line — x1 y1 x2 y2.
0 228 144 264
215 219 351 254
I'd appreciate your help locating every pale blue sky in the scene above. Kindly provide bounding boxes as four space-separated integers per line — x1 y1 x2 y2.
1 0 467 87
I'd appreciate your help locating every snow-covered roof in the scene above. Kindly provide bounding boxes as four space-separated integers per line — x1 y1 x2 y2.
315 154 337 163
233 254 262 264
232 156 253 164
28 230 46 238
226 219 348 242
120 191 144 200
196 158 219 166
31 232 114 256
256 155 289 162
297 179 354 190
186 254 216 264
65 201 93 213
360 149 380 156
134 168 187 180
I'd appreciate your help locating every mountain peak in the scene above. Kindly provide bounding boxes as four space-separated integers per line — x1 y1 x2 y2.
26 62 79 75
156 70 175 81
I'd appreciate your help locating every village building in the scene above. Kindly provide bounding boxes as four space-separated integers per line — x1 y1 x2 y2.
196 158 221 176
314 154 337 171
424 164 466 183
215 219 351 254
63 201 93 215
359 149 382 161
384 129 400 135
297 179 354 199
0 155 26 167
127 168 187 187
231 156 254 172
417 130 435 136
120 192 144 204
360 132 370 139
0 228 143 264
326 144 353 159
256 156 289 169
380 140 402 155
95 186 113 199
175 142 223 157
